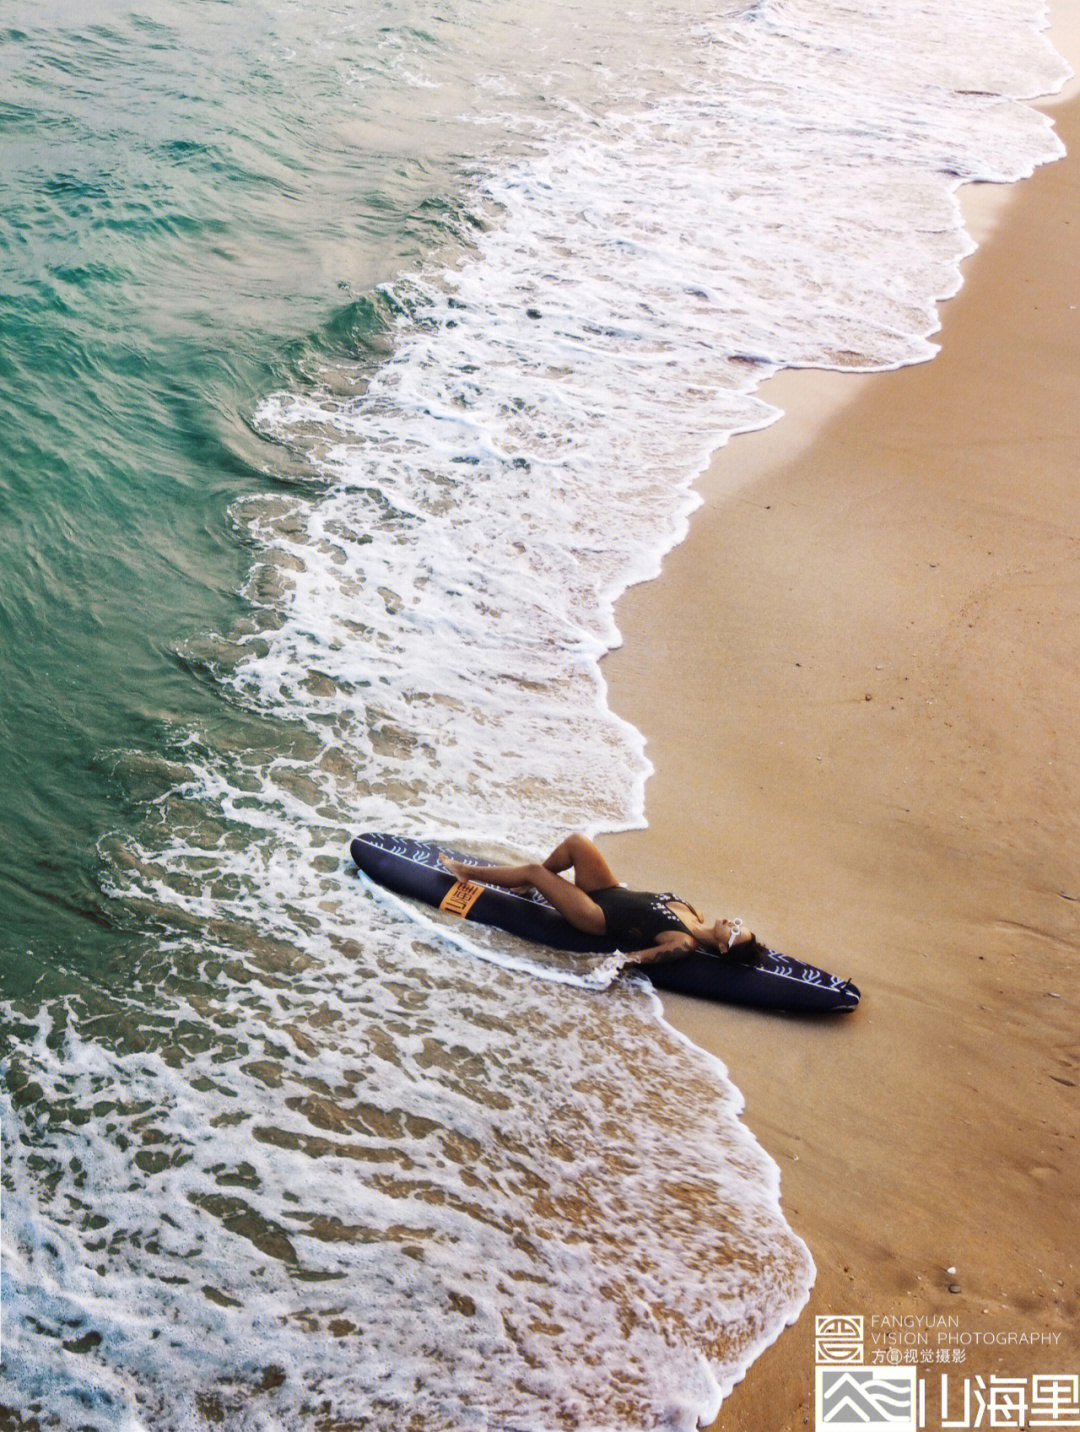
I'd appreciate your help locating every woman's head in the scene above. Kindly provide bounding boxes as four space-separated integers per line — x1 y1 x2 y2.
713 917 762 959
711 917 738 949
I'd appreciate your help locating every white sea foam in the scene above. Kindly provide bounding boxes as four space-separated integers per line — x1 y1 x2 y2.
1 908 810 1430
1 0 1070 1426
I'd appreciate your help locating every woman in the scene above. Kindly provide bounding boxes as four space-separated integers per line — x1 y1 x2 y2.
440 833 761 965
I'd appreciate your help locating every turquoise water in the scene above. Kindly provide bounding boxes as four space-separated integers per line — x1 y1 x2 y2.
0 2 474 982
0 1 1069 1427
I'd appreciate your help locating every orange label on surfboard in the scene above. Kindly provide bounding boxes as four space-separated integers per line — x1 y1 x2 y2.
439 879 484 918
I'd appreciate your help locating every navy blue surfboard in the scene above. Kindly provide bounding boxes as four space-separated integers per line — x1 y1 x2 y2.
350 833 859 1014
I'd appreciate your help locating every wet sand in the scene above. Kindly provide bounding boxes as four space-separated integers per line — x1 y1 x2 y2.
599 80 1080 1431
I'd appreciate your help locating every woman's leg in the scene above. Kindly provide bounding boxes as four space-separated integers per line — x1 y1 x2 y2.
439 845 608 936
541 833 618 893
440 854 535 889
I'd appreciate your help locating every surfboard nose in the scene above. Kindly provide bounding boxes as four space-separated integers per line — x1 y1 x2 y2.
837 979 861 1010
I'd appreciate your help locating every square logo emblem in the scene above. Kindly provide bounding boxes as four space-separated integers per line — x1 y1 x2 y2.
815 1314 865 1365
816 1367 917 1430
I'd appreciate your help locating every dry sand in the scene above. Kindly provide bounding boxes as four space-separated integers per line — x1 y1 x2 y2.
598 78 1080 1432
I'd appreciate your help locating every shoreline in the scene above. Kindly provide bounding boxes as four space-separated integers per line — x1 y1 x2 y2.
600 72 1080 1432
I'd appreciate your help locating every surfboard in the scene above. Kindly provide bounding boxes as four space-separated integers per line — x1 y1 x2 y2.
350 832 860 1014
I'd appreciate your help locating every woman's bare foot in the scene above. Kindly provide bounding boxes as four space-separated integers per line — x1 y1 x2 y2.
439 853 472 881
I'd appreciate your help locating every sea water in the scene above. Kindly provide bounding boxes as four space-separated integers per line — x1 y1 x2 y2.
0 0 1069 1427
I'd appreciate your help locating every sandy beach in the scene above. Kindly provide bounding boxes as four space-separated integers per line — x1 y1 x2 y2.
599 70 1080 1432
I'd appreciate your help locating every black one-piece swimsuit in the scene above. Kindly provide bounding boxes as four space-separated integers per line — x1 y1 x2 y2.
589 886 694 953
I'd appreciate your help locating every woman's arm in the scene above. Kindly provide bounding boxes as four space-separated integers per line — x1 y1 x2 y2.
624 932 696 965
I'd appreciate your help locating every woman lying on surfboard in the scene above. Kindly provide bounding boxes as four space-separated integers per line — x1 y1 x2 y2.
439 832 762 965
